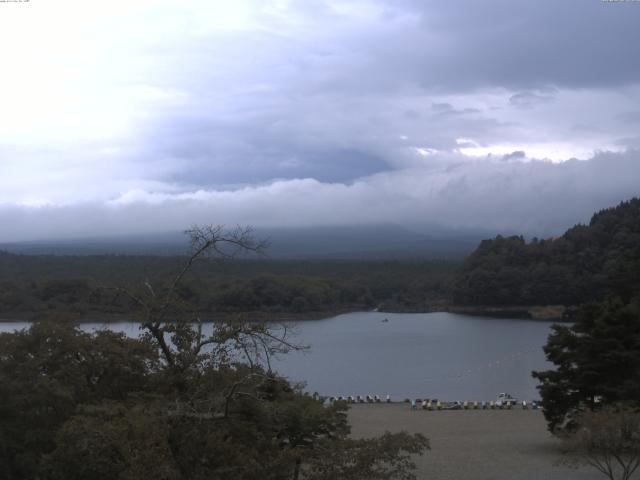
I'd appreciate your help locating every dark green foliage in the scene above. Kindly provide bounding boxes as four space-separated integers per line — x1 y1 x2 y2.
453 198 640 306
0 321 427 480
532 297 640 432
467 199 640 436
0 257 456 319
302 432 429 480
0 321 158 479
213 275 340 311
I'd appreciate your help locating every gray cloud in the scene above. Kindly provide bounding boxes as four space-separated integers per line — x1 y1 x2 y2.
1 0 639 240
1 151 638 242
403 0 640 90
106 0 640 187
618 111 640 124
509 89 557 109
501 151 526 161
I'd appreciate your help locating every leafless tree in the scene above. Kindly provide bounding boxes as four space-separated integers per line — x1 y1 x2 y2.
114 225 301 374
562 407 640 480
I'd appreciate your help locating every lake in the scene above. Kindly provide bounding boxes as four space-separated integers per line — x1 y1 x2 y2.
0 311 556 402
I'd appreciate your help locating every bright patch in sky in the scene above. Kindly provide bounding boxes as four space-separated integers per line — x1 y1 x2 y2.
457 143 624 162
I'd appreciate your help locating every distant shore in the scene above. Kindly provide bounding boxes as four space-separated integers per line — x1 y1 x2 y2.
0 304 573 323
0 308 357 324
379 304 573 321
444 304 573 321
348 404 598 480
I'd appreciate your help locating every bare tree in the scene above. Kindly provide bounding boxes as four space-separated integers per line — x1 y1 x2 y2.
562 407 640 480
114 225 300 375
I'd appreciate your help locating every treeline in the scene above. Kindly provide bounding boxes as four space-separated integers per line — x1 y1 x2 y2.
5 197 638 318
453 198 640 306
0 255 456 319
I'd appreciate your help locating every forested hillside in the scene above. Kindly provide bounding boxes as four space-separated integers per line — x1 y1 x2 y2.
453 198 640 306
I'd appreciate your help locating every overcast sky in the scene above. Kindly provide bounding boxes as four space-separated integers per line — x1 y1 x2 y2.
1 0 639 241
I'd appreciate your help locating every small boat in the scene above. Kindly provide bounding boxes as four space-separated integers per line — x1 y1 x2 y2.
382 318 389 323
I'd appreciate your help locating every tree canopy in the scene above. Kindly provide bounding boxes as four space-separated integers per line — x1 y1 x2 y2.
0 226 428 480
453 198 640 307
532 297 640 432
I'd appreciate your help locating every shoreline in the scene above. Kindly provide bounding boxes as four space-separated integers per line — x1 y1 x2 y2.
0 304 572 324
0 308 358 324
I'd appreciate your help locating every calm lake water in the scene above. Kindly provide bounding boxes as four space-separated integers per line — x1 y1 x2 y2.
0 312 556 401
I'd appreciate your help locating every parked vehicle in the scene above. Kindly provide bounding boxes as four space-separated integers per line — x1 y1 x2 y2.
496 392 518 407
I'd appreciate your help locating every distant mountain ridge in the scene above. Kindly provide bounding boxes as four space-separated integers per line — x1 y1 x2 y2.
0 224 485 260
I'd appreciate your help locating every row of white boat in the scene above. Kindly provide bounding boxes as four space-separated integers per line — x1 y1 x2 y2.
321 392 541 410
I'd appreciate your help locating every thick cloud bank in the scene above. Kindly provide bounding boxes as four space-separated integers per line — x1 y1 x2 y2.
0 1 639 241
1 151 638 242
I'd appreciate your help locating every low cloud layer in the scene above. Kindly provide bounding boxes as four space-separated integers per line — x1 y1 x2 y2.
1 151 638 242
0 1 639 241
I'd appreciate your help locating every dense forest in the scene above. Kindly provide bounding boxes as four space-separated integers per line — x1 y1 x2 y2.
2 198 639 321
0 254 456 320
453 198 640 307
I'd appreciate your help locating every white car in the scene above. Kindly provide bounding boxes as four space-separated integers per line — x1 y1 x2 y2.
496 392 518 406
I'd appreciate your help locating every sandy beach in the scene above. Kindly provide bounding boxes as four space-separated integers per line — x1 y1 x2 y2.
348 404 602 480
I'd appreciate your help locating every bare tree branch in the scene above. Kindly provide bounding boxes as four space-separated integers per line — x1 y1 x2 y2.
563 407 640 480
113 225 303 385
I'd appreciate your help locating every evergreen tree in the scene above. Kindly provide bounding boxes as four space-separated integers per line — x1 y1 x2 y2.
533 297 640 432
